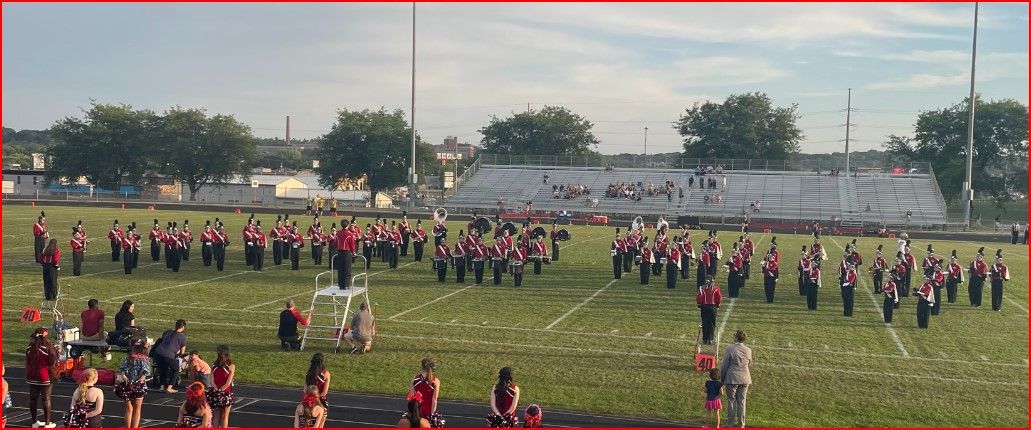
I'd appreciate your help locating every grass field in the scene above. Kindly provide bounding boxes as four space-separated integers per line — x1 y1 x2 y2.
2 204 1028 427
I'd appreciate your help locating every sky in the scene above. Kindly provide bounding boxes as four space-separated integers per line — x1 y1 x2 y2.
2 2 1028 155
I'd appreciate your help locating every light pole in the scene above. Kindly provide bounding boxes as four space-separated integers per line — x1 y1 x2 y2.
963 3 979 230
408 2 417 208
643 127 649 167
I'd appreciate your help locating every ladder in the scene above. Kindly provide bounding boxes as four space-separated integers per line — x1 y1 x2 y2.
300 255 371 353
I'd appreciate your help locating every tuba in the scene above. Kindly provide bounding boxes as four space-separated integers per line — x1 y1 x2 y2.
434 207 448 223
631 216 644 232
656 216 669 234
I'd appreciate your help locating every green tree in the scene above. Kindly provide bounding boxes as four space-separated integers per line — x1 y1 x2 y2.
46 102 158 190
883 97 1028 203
479 106 599 155
674 92 802 160
315 108 436 200
158 107 256 201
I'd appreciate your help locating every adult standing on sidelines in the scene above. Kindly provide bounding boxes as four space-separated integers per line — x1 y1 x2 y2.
335 219 357 289
761 252 778 303
71 226 87 276
696 277 722 344
39 239 61 301
34 212 49 263
108 220 124 262
882 270 899 323
946 251 963 304
989 250 1009 311
968 248 988 307
720 330 752 429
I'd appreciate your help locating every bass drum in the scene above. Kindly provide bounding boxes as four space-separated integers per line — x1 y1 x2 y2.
557 229 571 241
531 227 547 239
472 217 492 236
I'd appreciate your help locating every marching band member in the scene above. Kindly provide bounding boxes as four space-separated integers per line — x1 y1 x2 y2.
530 235 548 276
922 245 939 279
471 234 487 284
797 246 811 296
378 220 391 263
550 223 560 262
149 219 163 262
179 221 193 261
464 228 477 273
164 224 182 272
432 218 447 248
131 222 142 269
108 220 124 262
848 239 862 268
253 224 267 271
39 239 61 301
308 219 324 266
931 263 946 316
389 223 402 269
968 248 988 307
946 250 963 304
327 224 338 269
768 237 780 263
707 230 723 274
334 219 358 289
510 242 528 287
639 237 653 285
696 276 722 344
201 222 214 267
453 231 467 283
810 233 826 262
362 224 375 269
896 232 908 255
806 261 821 310
902 243 917 294
837 252 851 286
666 239 681 289
840 261 858 317
243 215 255 266
893 252 909 298
349 217 362 266
610 229 623 280
623 228 637 274
490 238 506 285
725 243 743 297
289 222 304 271
870 245 886 293
653 229 668 277
501 230 514 274
271 216 285 266
989 250 1009 311
882 269 900 323
761 252 778 303
696 241 711 289
213 222 228 272
413 220 428 262
71 225 87 276
915 277 935 328
519 222 532 249
121 226 137 275
741 233 755 280
399 213 412 257
33 211 48 262
434 238 451 283
680 232 693 281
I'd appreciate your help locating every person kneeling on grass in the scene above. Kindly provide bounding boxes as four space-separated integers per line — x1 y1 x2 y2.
343 302 375 354
279 300 310 351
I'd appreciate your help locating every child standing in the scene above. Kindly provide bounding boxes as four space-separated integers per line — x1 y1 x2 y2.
703 368 724 428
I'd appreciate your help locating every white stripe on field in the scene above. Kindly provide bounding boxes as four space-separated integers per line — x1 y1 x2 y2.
388 284 476 320
109 271 251 300
828 236 910 357
716 298 737 344
545 278 619 330
4 262 162 290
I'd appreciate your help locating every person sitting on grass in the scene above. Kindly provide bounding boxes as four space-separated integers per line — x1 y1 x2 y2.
278 300 310 351
703 368 724 428
343 302 375 354
397 392 431 428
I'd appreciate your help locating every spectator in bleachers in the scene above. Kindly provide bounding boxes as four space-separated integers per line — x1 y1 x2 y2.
865 204 872 213
688 177 695 188
541 173 548 185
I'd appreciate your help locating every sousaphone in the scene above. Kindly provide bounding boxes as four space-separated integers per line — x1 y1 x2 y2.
631 216 644 232
496 221 518 239
433 208 448 239
656 216 669 234
531 226 547 239
472 216 492 237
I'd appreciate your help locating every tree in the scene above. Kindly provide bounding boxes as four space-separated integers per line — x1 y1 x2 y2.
479 106 599 155
315 108 436 201
674 92 802 160
158 107 256 201
46 102 158 190
883 97 1028 203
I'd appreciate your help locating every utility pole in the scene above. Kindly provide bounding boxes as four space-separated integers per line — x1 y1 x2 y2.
963 3 979 230
844 88 852 173
285 115 291 146
408 2 417 209
643 127 649 166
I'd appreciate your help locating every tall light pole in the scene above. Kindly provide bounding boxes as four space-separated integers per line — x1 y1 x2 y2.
408 2 417 208
643 127 649 166
844 88 852 173
963 2 979 229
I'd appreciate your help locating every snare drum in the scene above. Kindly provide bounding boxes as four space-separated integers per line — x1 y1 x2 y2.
432 258 447 270
510 261 525 275
659 257 667 264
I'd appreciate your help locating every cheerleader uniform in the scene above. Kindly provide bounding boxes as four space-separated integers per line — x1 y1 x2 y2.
178 413 204 428
116 354 151 400
412 374 444 427
207 365 236 409
313 370 330 409
487 383 518 428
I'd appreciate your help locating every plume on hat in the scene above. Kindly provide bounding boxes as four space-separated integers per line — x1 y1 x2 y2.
996 249 1003 259
977 247 985 256
951 249 957 258
927 244 934 254
876 244 883 252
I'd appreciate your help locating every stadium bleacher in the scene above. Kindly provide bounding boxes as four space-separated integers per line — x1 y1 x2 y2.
447 164 948 227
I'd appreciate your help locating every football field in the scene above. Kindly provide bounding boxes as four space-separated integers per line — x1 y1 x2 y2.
2 204 1028 427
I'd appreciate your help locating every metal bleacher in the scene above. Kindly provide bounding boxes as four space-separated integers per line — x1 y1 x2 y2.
447 164 948 227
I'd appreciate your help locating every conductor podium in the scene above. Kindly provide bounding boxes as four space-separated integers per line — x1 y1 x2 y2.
301 256 371 353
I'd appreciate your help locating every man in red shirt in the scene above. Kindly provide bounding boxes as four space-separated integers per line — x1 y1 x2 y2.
80 299 106 342
696 277 723 344
335 219 358 289
278 299 310 351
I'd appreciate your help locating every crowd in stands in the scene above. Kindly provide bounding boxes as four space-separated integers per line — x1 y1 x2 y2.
551 184 589 199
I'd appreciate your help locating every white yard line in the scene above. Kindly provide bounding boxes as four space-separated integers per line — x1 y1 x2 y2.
109 271 252 300
828 237 910 357
1004 296 1030 314
716 298 737 344
3 250 109 267
544 278 620 330
388 284 477 320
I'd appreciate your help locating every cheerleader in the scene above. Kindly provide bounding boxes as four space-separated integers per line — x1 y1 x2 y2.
410 358 444 428
639 238 653 285
797 247 811 296
305 353 331 412
487 367 520 428
296 385 327 428
761 252 778 303
946 251 964 304
399 392 430 428
989 250 1009 311
26 327 59 429
915 278 935 328
208 345 236 428
882 270 899 323
65 367 103 428
176 382 212 428
116 342 150 428
523 404 542 428
870 245 886 293
806 261 821 310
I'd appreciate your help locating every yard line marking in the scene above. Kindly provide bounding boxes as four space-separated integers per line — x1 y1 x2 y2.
242 262 418 310
716 298 737 344
1004 296 1029 314
4 262 161 289
109 271 251 300
612 329 620 334
980 355 989 362
388 284 476 320
679 333 685 339
828 237 910 357
823 344 829 350
482 321 489 325
940 352 949 359
545 278 620 330
645 332 652 337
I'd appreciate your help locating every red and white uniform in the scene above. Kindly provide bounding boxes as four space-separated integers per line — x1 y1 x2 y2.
916 281 935 304
511 245 528 263
434 243 451 260
762 259 778 278
948 262 964 282
903 252 917 271
411 374 438 418
696 284 723 306
531 241 547 257
432 222 446 238
490 243 506 261
668 246 682 268
883 278 899 302
742 238 755 261
842 268 858 288
33 222 49 239
70 233 87 253
872 255 887 273
798 256 812 275
108 227 125 244
922 255 939 272
453 240 467 258
201 230 214 245
471 243 488 261
639 247 654 264
335 228 357 252
970 259 988 278
413 227 428 244
255 231 268 248
990 263 1009 281
727 251 742 273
